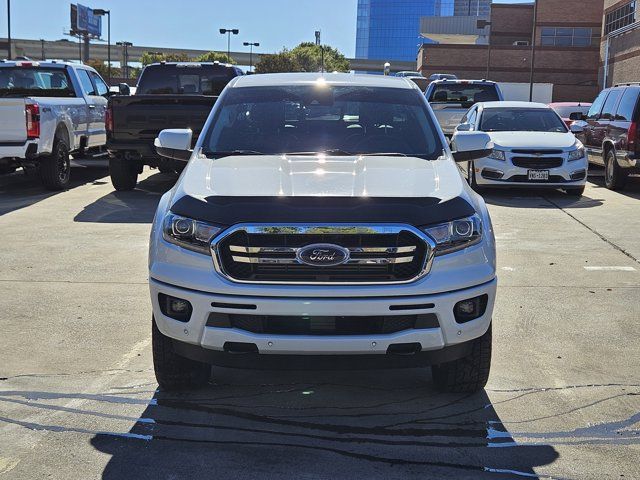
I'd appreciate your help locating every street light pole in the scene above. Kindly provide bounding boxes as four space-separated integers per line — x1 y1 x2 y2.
219 28 239 62
7 0 11 59
243 42 259 72
528 0 538 102
116 41 132 79
477 19 492 80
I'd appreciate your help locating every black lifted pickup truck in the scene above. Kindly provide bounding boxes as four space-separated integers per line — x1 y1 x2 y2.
106 62 243 190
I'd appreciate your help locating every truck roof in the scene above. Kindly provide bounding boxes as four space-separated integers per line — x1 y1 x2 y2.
0 60 83 69
231 72 417 89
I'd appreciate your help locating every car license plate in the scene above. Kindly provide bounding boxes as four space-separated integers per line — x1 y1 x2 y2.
528 170 549 181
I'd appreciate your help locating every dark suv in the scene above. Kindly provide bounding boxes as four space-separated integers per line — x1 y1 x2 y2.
575 83 640 190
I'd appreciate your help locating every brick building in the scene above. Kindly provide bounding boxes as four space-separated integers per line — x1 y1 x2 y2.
417 0 604 102
601 0 640 87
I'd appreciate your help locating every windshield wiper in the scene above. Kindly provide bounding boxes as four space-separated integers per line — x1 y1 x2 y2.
203 150 265 159
285 149 354 156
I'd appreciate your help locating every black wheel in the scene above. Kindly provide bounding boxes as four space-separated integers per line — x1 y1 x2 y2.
604 149 628 190
39 135 70 190
432 324 492 393
109 155 139 191
565 185 585 196
152 318 211 391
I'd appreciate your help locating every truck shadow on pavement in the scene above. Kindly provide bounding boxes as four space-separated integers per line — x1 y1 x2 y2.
0 160 109 217
74 172 177 224
90 368 559 479
483 188 604 210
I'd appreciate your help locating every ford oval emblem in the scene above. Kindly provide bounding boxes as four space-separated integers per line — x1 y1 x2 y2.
296 244 350 267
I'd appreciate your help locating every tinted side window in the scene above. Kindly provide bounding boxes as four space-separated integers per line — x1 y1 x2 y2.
90 72 109 96
601 88 622 120
76 69 96 96
587 90 609 119
615 87 640 121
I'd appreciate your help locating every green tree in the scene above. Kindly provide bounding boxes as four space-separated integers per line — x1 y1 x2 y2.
140 51 191 66
254 43 350 74
254 50 300 74
195 51 235 64
290 42 350 73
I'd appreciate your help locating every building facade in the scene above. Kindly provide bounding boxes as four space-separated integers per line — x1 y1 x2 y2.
355 0 490 61
417 0 604 102
601 0 640 87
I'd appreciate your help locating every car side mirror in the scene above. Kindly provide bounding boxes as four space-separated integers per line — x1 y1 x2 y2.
456 123 472 132
569 112 584 121
451 131 493 162
118 83 131 96
569 123 584 134
155 129 193 161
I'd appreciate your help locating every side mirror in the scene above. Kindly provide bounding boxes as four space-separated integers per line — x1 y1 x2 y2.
570 123 584 134
456 123 472 132
118 83 131 96
569 111 584 121
451 131 493 162
154 129 193 161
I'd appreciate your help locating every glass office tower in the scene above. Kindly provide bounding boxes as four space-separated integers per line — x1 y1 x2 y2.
355 0 490 61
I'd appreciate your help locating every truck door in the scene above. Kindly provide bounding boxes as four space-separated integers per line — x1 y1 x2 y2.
76 69 107 147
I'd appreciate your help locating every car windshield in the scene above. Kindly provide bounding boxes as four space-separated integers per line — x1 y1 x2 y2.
202 84 443 158
0 67 75 97
428 83 499 106
551 105 591 118
480 108 568 133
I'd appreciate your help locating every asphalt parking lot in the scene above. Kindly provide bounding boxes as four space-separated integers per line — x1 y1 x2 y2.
0 161 639 480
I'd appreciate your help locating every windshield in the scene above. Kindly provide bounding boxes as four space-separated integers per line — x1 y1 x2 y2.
480 108 568 133
202 85 443 158
0 67 75 97
137 64 239 95
428 83 499 106
551 105 591 118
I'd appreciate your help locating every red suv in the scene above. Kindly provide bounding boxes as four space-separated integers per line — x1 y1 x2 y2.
574 83 640 190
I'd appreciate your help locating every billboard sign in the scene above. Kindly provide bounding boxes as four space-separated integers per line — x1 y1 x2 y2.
70 3 102 37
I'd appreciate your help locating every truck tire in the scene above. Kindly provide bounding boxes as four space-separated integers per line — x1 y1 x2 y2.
431 324 492 393
152 318 211 391
109 155 139 191
39 135 70 190
604 149 628 191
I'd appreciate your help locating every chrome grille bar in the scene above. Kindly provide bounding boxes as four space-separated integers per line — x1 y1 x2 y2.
232 255 415 265
229 245 417 254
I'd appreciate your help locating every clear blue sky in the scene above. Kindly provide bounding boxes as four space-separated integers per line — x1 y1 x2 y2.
1 0 532 58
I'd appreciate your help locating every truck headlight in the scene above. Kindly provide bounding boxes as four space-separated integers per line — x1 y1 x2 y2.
488 149 506 161
423 214 483 256
568 147 585 161
163 213 222 254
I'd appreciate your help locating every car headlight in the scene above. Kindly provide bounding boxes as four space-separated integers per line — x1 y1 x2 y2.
488 149 506 161
568 147 586 161
423 214 483 256
163 213 223 254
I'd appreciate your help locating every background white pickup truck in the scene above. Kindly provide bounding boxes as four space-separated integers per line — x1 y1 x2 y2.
0 60 112 190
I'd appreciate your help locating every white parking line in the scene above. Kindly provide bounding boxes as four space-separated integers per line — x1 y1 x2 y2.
583 266 636 272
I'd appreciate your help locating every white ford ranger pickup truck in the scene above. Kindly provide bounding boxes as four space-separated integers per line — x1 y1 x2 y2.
148 73 497 393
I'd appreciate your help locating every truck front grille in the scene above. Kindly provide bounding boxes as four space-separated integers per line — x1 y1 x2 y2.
211 225 434 284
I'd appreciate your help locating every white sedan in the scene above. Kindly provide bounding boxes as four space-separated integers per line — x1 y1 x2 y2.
452 101 588 196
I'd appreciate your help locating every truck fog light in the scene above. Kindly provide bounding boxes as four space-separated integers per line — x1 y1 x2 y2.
454 295 489 324
159 293 192 322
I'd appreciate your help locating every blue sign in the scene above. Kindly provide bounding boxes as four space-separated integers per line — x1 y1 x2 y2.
71 3 102 37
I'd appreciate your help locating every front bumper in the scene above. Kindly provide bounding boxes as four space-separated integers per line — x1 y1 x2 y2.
150 276 496 365
474 156 588 187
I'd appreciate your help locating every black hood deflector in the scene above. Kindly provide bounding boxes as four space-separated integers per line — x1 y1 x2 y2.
170 195 475 227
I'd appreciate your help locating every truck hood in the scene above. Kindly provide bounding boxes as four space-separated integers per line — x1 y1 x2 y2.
488 131 578 150
176 153 464 199
169 153 476 226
